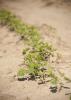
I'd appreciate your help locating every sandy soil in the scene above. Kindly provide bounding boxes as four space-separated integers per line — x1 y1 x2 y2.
0 0 71 100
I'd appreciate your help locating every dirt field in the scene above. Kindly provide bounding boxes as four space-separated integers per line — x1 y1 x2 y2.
0 0 71 100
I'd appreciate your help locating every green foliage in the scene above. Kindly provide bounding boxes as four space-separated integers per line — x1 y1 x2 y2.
0 9 11 25
23 48 29 55
47 67 53 76
8 15 40 45
70 95 71 100
18 68 27 77
8 15 23 32
0 9 58 85
0 9 40 45
51 76 58 85
0 9 71 94
23 42 55 80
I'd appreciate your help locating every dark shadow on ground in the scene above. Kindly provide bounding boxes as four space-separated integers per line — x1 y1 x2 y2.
41 0 71 7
